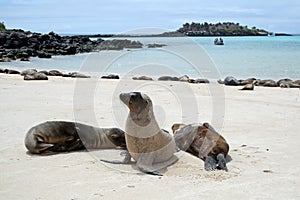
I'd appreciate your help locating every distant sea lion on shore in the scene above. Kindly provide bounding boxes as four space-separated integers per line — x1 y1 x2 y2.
24 72 48 81
172 123 229 171
158 76 179 81
25 121 126 154
102 92 178 176
132 76 153 81
240 83 254 90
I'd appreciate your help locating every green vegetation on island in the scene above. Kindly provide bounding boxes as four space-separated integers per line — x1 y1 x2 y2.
0 22 6 31
177 22 269 36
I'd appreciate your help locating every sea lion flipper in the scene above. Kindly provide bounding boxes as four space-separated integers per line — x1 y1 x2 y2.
216 153 228 171
36 142 54 151
204 156 217 171
100 150 133 164
137 154 178 176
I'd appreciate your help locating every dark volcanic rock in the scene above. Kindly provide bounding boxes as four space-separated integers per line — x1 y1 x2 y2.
97 39 143 50
147 43 166 48
37 51 52 58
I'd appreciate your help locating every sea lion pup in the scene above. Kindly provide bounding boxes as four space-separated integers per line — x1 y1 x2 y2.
25 121 126 154
172 123 229 171
102 92 178 176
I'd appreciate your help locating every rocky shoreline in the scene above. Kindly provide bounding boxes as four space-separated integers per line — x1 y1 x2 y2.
0 29 163 62
1 68 299 89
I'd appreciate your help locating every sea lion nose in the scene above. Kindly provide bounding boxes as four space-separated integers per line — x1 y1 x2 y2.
119 93 131 105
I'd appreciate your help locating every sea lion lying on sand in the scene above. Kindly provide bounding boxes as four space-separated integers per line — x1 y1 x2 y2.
101 92 178 176
25 121 126 154
172 123 229 171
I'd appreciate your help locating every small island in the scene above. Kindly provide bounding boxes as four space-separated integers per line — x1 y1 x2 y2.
176 22 270 36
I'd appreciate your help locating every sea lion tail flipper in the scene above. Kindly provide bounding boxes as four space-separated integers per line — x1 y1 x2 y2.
100 159 125 164
204 156 217 171
137 154 178 176
101 150 133 164
216 153 228 171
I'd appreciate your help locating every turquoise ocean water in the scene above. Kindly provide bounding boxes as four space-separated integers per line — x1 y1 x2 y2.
1 36 299 80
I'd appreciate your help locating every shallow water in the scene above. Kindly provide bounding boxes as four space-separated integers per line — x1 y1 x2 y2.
1 36 299 79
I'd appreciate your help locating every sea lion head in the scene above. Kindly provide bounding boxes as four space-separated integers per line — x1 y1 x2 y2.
120 92 153 126
106 128 126 148
171 123 187 133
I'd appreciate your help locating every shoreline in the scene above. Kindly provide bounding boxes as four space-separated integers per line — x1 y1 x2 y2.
0 69 299 89
0 75 299 198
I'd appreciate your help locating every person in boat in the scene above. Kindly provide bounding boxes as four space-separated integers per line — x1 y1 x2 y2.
214 38 218 44
219 37 223 43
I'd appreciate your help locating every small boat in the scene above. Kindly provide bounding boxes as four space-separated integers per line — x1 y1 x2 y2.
214 38 224 45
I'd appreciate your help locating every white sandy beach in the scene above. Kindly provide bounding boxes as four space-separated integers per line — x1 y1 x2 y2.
0 74 299 199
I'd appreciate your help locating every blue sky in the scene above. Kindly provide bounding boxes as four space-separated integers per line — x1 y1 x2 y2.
1 0 300 34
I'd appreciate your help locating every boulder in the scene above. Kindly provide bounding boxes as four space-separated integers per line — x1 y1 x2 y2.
37 51 52 59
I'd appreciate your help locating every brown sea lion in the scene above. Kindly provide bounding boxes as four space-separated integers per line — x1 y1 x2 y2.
25 121 126 154
24 72 48 81
132 76 153 81
239 83 254 90
172 123 229 171
102 92 178 176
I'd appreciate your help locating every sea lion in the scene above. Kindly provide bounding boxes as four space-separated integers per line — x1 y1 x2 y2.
158 76 179 81
132 76 153 81
239 83 254 90
102 92 178 176
254 79 278 87
20 69 37 76
224 76 239 86
25 121 126 154
101 74 120 79
24 72 48 81
172 123 229 171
